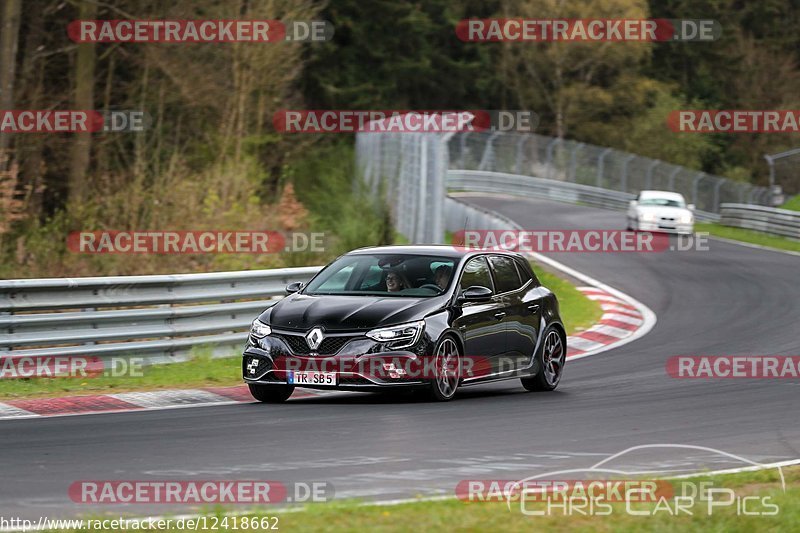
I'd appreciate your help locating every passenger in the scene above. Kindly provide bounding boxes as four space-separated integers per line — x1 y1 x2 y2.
434 265 452 290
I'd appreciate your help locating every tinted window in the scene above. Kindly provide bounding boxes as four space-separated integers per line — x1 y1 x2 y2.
489 256 523 293
304 254 455 297
459 257 494 293
515 259 533 285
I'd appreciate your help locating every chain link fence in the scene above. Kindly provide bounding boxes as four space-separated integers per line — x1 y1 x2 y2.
765 148 800 201
449 132 771 213
356 132 451 244
357 128 772 242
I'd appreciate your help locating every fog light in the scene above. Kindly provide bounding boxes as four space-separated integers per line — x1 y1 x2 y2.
382 362 407 378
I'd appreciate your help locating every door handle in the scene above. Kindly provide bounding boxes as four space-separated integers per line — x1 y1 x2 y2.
527 304 540 313
493 312 506 320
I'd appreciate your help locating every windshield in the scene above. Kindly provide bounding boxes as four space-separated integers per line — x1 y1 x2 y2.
304 254 456 297
639 197 686 208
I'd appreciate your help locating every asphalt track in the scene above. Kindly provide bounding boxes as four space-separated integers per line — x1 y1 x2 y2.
2 196 799 520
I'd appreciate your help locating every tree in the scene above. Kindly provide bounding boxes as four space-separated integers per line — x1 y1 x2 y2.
0 0 22 172
68 0 97 204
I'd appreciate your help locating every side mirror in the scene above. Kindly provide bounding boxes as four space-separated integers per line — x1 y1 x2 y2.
459 285 493 302
285 282 305 294
688 204 696 211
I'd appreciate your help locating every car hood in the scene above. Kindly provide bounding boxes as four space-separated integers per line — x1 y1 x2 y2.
259 293 446 332
636 205 691 218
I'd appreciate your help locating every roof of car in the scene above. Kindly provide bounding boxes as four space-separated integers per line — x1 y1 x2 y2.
347 244 523 260
639 190 687 201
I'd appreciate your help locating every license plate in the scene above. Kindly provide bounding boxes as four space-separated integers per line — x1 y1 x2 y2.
287 371 337 386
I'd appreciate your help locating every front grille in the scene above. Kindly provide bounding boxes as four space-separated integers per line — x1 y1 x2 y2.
244 356 271 378
273 333 361 355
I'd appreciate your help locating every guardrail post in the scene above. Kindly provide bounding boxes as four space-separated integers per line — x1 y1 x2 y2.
621 154 635 192
84 307 97 347
546 137 561 180
713 178 725 212
692 172 705 207
459 133 469 169
597 147 612 188
667 166 681 191
515 134 527 174
0 310 9 354
645 160 659 189
478 132 500 171
417 135 429 242
568 143 583 182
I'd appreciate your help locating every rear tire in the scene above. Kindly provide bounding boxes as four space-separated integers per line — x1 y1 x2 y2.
248 383 294 403
521 326 565 392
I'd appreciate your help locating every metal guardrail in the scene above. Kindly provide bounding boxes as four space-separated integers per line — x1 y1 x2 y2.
445 195 522 234
358 129 745 244
448 170 722 223
449 132 772 212
0 267 321 362
720 204 800 240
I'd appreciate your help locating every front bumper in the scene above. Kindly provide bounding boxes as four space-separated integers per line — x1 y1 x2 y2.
242 331 434 391
637 220 694 235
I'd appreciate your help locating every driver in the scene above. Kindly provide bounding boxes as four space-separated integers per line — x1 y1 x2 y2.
386 270 406 293
434 265 452 291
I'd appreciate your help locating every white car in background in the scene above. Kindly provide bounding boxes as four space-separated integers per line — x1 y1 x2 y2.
627 190 695 235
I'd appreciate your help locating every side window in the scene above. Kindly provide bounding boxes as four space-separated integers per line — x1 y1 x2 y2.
514 259 535 286
459 257 494 293
489 255 523 293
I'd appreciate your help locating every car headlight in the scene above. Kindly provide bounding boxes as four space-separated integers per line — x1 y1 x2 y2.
639 212 657 222
680 213 693 224
250 319 272 339
366 320 425 349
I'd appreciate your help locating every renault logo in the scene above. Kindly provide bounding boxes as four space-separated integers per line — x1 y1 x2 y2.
305 327 324 350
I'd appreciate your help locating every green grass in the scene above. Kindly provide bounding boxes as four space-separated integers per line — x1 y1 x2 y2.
535 268 602 335
780 194 800 211
0 353 242 400
0 268 600 400
43 467 800 532
696 222 800 253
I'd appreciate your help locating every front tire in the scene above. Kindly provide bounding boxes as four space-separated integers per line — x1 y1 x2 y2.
426 335 462 401
521 326 565 392
248 383 294 403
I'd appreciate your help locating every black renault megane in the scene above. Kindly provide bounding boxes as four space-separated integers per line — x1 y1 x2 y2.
242 245 566 402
